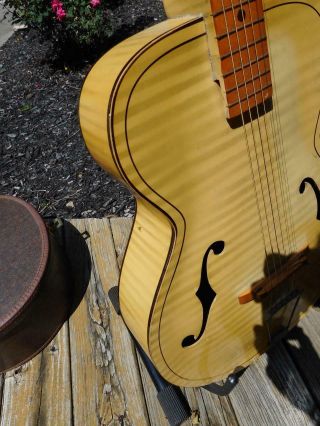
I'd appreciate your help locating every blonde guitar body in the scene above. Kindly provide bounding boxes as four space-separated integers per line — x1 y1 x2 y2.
79 0 320 386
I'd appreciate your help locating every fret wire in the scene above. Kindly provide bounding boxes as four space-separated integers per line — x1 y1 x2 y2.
212 0 255 17
225 69 270 93
227 83 272 108
228 0 282 305
220 36 267 59
222 53 269 78
210 0 276 314
216 17 265 40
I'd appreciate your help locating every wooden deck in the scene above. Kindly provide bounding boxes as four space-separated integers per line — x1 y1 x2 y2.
1 218 320 425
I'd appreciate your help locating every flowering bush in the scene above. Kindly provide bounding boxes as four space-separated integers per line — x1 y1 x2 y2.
2 0 118 57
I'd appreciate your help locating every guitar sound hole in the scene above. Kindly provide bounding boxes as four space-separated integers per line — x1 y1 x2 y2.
213 241 224 255
182 241 225 348
299 177 320 220
237 9 246 21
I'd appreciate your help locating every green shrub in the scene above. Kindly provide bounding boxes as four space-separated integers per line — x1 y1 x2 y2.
3 0 118 54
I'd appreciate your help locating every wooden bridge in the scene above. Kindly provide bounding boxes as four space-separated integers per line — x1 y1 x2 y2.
1 218 320 425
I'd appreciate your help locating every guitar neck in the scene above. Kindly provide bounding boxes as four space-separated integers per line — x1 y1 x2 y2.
210 0 273 123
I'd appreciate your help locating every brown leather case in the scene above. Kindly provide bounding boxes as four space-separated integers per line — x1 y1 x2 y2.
0 195 71 372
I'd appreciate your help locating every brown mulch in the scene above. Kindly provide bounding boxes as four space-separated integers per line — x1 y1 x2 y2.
0 0 166 218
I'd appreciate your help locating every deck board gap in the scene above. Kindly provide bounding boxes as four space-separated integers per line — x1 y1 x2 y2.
36 353 45 425
67 321 75 426
0 374 4 421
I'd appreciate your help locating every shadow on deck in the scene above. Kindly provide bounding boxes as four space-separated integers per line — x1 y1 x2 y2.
1 218 320 426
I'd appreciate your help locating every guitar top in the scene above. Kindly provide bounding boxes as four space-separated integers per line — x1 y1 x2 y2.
79 0 320 386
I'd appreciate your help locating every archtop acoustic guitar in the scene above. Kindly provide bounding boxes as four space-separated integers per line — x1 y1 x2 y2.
79 0 320 386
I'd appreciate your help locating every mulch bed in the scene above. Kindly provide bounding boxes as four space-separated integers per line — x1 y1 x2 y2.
0 0 166 218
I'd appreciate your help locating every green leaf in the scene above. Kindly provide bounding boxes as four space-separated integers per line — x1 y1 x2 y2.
19 104 32 112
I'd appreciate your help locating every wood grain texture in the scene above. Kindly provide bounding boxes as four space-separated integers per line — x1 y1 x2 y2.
37 325 72 425
0 374 3 418
0 219 319 425
111 219 239 426
228 344 318 425
111 217 167 426
210 0 272 119
87 218 150 425
0 313 71 425
285 309 320 411
199 389 238 426
162 0 211 17
79 0 320 386
1 356 43 426
136 354 171 426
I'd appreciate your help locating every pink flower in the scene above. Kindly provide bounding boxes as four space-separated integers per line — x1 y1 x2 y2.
56 6 66 21
89 0 101 8
51 0 62 12
51 0 66 21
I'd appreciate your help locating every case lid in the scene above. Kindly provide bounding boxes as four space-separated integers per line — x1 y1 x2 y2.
0 196 49 332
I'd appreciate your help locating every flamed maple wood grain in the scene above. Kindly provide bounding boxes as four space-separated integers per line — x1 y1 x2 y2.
79 0 320 387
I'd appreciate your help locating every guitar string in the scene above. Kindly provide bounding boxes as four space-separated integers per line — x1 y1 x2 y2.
254 3 298 256
260 5 300 331
225 2 285 272
226 0 287 337
245 0 294 257
219 0 275 342
218 2 272 269
222 0 299 340
261 10 297 253
261 11 298 251
228 0 291 287
225 1 285 263
252 1 299 330
245 0 298 329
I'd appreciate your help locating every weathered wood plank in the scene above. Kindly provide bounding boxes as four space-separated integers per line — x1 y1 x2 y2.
111 217 239 426
111 217 182 426
109 217 133 267
0 219 88 426
38 323 72 426
285 309 320 410
183 387 207 425
0 355 43 426
1 218 319 426
0 323 71 426
72 218 149 425
36 324 72 425
229 343 316 426
136 355 172 426
199 388 239 426
0 374 3 418
218 394 239 426
68 218 114 425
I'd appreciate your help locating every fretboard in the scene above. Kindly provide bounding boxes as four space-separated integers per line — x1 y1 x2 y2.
210 0 272 123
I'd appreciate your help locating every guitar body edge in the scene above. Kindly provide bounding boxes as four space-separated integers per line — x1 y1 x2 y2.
79 17 196 353
80 2 320 387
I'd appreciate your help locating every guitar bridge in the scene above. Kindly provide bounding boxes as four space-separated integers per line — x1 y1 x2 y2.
238 246 308 304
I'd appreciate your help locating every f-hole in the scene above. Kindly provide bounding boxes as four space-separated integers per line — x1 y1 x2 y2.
299 177 320 220
182 241 224 348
